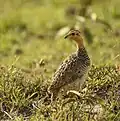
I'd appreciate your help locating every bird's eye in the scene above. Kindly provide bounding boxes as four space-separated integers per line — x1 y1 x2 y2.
76 33 79 35
71 33 75 35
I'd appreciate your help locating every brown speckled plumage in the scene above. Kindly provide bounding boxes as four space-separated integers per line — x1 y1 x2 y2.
48 29 91 101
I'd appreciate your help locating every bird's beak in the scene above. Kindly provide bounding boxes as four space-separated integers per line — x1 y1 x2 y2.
64 34 69 39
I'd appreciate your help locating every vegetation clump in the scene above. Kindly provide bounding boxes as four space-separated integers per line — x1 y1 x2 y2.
0 65 119 120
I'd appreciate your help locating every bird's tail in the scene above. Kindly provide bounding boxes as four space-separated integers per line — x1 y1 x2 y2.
51 91 59 102
48 86 60 102
47 86 53 94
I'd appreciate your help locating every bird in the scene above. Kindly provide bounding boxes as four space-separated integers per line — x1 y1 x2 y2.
48 29 91 101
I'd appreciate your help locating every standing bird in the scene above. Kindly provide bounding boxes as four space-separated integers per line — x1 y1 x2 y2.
48 29 91 101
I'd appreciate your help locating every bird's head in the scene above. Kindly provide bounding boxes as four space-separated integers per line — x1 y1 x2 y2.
64 29 84 48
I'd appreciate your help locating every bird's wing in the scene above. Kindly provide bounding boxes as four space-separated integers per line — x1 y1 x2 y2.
49 54 85 91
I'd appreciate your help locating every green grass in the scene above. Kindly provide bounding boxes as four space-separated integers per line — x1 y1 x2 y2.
0 0 120 120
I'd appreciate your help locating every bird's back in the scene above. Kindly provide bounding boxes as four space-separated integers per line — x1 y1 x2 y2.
49 47 90 93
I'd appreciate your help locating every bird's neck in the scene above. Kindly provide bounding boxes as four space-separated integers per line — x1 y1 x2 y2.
76 41 87 57
75 37 84 50
77 47 91 66
77 46 86 55
75 38 90 66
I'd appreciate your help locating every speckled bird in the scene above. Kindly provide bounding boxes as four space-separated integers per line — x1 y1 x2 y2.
48 29 91 101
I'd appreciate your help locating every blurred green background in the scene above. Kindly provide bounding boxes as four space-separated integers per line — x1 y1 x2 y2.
0 0 120 68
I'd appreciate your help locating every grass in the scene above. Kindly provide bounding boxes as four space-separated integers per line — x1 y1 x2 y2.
0 0 120 120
